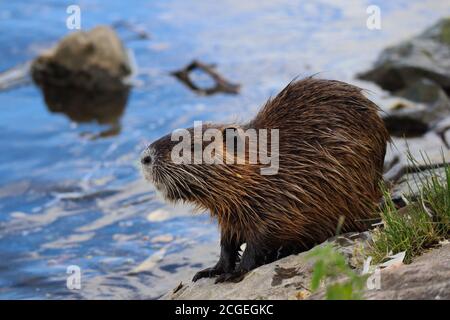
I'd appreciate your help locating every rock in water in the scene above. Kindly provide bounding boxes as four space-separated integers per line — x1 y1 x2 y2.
358 17 450 94
31 26 131 91
383 79 450 137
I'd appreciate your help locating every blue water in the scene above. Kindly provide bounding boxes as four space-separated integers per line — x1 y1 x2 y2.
0 0 449 299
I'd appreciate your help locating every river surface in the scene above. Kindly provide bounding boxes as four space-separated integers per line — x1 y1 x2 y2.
0 0 449 299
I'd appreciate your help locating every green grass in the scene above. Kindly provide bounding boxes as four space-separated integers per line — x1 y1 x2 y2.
307 244 368 300
307 152 450 300
369 153 450 264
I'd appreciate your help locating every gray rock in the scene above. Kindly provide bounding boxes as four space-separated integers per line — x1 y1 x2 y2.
162 232 370 300
383 79 450 137
358 17 450 138
162 231 450 300
364 243 450 300
164 252 314 300
390 166 448 201
360 18 450 144
358 17 450 93
383 142 450 185
310 243 450 300
31 26 131 91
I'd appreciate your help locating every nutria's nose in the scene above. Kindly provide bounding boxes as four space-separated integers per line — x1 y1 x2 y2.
141 155 152 165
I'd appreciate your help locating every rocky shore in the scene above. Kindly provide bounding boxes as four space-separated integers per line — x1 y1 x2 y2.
163 234 450 300
163 17 450 301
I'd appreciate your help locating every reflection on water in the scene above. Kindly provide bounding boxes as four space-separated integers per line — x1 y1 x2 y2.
0 0 450 299
39 84 130 138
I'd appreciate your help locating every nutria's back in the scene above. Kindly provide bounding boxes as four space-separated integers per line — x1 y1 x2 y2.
141 77 389 282
235 78 388 246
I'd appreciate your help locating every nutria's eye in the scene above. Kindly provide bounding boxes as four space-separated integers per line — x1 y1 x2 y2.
223 127 237 143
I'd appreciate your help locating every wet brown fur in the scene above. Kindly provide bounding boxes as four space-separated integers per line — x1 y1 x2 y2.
143 78 389 281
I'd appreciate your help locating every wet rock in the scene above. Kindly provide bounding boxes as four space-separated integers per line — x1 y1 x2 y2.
383 115 429 138
31 26 131 91
358 17 450 94
383 79 450 137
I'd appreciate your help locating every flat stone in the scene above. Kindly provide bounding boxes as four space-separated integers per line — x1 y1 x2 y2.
365 244 450 300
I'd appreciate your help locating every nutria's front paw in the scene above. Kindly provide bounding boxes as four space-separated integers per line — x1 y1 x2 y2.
192 267 225 282
214 270 246 283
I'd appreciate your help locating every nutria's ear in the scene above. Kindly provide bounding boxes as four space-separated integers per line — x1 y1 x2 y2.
222 125 241 141
222 124 241 133
222 125 244 152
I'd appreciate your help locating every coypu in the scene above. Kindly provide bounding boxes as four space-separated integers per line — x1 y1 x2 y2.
141 78 389 283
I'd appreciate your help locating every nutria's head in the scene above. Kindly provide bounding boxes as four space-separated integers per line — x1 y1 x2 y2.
140 122 260 205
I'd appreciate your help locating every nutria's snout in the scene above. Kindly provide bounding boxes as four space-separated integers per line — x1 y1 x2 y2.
140 147 157 181
140 142 179 200
141 154 152 165
140 147 153 166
